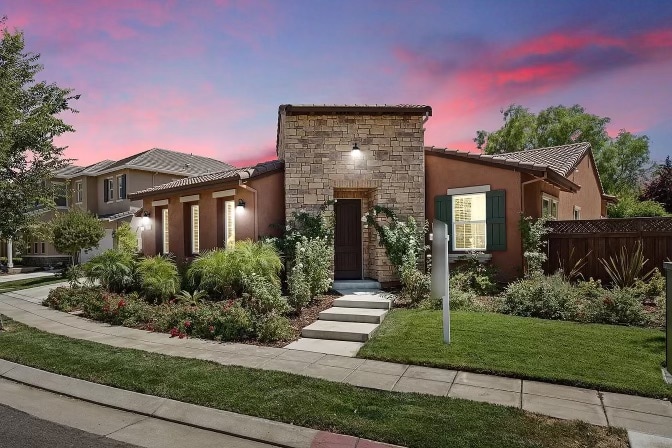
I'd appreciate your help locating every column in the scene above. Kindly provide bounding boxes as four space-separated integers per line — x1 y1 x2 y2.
7 238 13 268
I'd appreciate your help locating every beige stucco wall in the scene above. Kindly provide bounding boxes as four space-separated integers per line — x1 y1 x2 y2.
278 112 426 283
558 154 604 219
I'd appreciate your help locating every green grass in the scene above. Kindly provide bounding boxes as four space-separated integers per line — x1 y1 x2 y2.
0 317 626 448
0 276 62 293
359 310 672 399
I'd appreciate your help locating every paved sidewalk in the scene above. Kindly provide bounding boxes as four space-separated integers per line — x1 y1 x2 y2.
0 360 401 448
1 286 672 439
0 271 57 283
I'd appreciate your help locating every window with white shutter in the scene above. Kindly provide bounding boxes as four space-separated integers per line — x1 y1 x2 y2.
162 208 169 254
225 200 235 248
191 204 200 254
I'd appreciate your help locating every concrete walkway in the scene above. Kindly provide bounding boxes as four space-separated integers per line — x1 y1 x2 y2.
1 285 672 439
0 271 57 283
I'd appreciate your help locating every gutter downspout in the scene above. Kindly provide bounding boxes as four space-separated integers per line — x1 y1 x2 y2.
520 172 547 215
239 181 258 240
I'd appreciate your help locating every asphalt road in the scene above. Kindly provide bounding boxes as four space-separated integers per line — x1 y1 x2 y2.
0 403 140 448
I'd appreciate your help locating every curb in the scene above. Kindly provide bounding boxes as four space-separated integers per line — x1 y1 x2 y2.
0 358 403 448
0 358 404 448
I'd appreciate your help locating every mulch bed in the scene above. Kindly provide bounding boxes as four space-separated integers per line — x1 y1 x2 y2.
251 292 339 348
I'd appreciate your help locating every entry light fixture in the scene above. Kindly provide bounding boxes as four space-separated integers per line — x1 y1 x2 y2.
351 143 361 158
237 199 246 209
141 211 151 225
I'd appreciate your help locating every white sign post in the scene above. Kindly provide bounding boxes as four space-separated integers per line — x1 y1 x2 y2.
431 219 450 344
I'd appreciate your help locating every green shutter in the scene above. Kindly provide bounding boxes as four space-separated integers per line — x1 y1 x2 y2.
435 194 452 241
486 189 506 251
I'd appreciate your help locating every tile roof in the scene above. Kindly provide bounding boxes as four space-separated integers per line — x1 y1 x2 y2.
128 159 284 198
279 104 432 115
54 149 233 179
425 142 591 178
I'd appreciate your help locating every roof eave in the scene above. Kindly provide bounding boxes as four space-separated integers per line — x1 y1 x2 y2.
280 104 432 116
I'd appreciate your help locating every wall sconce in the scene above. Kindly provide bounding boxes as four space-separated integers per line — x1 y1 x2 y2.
351 143 361 158
237 199 246 209
141 211 151 225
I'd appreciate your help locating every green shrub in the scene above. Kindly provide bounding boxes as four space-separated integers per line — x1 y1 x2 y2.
43 286 102 312
84 249 136 293
501 273 577 320
631 268 665 303
599 242 655 288
152 301 252 341
175 289 208 306
418 288 476 311
137 255 179 303
287 263 311 312
187 240 282 299
519 216 549 276
241 273 288 316
582 287 646 326
256 314 294 342
451 254 498 295
607 195 668 218
114 222 138 255
0 257 22 265
296 236 333 297
397 266 431 306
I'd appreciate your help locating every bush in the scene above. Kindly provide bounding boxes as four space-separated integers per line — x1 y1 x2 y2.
607 195 668 218
187 241 282 299
114 222 138 255
631 268 665 303
582 287 647 326
397 266 431 306
84 249 136 293
241 273 288 317
450 254 498 296
501 273 577 320
137 255 179 303
256 314 294 342
43 286 101 312
287 263 311 312
153 301 252 341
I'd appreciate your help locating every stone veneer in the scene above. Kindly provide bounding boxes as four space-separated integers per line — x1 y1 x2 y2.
277 107 427 283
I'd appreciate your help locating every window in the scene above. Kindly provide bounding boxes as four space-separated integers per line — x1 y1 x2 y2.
53 182 66 207
117 174 126 200
33 242 39 254
452 193 486 251
224 200 235 248
191 204 200 254
75 181 83 203
41 242 46 254
573 206 581 220
104 178 114 202
162 208 169 254
542 194 559 219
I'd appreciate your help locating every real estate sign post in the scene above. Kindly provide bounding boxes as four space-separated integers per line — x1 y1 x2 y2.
665 262 671 378
431 219 451 344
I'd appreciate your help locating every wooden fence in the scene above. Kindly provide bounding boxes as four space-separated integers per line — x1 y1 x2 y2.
544 218 672 283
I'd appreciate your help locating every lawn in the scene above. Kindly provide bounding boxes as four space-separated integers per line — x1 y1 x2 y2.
0 276 61 293
0 317 626 448
359 310 672 399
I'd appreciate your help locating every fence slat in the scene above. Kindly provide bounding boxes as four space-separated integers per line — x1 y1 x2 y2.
545 218 672 283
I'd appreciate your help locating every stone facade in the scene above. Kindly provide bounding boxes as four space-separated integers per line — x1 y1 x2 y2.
277 107 428 283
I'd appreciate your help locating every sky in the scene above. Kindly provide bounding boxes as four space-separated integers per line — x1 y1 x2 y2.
4 0 672 166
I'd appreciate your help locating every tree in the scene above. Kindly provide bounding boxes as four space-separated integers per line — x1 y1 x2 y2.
607 195 668 218
640 156 672 213
114 222 138 255
475 104 650 195
0 18 79 240
51 209 105 264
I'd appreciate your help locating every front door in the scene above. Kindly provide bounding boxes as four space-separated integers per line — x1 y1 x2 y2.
334 199 362 280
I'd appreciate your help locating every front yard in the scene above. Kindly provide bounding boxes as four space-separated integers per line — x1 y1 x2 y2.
359 309 672 399
0 317 627 448
0 276 62 294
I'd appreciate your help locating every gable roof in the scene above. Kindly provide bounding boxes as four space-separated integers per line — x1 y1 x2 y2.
425 143 598 193
128 160 284 199
55 149 234 179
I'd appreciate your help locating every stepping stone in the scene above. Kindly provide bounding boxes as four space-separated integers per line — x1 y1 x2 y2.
284 338 364 357
302 320 379 342
332 295 391 310
319 307 388 324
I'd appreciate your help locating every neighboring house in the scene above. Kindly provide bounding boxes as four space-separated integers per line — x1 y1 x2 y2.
22 148 233 266
426 143 614 279
120 105 610 284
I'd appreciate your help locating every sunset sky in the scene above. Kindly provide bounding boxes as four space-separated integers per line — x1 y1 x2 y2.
4 0 672 166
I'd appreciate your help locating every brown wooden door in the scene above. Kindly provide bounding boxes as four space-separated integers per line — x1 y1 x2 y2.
334 199 362 280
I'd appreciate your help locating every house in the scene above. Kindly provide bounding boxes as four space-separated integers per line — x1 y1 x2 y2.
426 143 613 279
129 105 608 284
21 148 233 266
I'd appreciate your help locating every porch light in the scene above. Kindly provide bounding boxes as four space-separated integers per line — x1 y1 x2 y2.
237 199 246 210
351 143 361 158
141 211 150 226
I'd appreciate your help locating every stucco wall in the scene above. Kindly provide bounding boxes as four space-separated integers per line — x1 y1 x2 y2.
278 112 426 283
139 171 285 260
425 153 524 280
558 154 604 219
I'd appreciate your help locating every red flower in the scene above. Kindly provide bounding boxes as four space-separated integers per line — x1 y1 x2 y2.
169 327 179 337
209 325 215 333
178 332 186 339
184 320 191 328
117 299 126 308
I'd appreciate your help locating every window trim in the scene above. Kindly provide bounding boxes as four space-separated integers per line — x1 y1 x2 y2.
117 174 125 200
191 204 200 255
106 177 114 202
452 192 487 252
162 208 169 254
541 193 559 220
573 205 581 220
75 181 83 204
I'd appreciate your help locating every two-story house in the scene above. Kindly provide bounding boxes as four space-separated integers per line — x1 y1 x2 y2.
21 148 233 266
